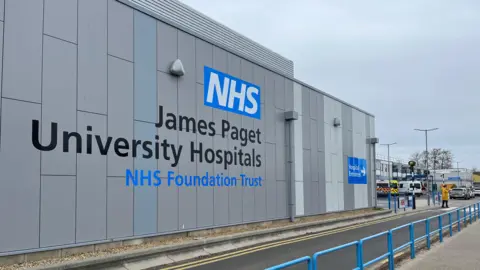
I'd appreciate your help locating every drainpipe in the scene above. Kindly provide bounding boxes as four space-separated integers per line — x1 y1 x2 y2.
285 111 298 222
367 137 380 208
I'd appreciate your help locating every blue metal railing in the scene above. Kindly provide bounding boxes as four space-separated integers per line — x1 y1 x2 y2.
265 202 480 270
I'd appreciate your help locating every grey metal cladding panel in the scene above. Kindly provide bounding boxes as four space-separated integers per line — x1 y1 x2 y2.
0 99 41 253
134 11 157 123
177 31 195 117
228 114 243 224
276 181 287 218
3 0 43 103
211 47 228 135
275 120 286 180
195 38 213 84
108 0 134 61
342 105 354 211
229 184 243 224
265 143 277 219
310 120 319 182
157 20 177 73
241 116 255 222
310 180 320 214
179 183 197 230
213 136 229 226
107 56 134 177
343 155 355 210
309 90 317 120
302 116 311 150
301 87 310 117
241 59 254 83
76 112 107 242
275 109 286 147
195 83 213 171
157 72 178 176
302 150 311 214
253 65 266 105
227 53 241 77
107 177 134 238
317 96 325 153
284 79 294 111
122 0 294 77
41 36 77 175
274 74 285 110
365 117 372 207
44 0 77 44
133 121 157 235
0 22 3 114
78 0 108 115
158 181 179 232
40 176 76 248
254 183 267 220
303 174 311 215
0 0 4 21
318 151 327 214
196 83 214 228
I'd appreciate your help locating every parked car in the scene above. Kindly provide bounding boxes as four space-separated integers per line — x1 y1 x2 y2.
449 188 472 200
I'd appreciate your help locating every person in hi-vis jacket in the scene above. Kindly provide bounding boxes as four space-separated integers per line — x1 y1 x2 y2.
441 184 449 208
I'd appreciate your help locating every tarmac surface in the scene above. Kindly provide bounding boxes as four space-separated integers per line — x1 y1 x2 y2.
164 198 479 270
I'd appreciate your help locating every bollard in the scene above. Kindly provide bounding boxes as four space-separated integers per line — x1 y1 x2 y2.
394 194 397 214
388 193 391 209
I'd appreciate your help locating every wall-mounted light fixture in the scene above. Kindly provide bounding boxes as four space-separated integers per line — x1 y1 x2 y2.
169 59 185 77
333 117 341 127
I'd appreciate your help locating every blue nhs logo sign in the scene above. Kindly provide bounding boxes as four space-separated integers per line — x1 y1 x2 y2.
203 66 261 119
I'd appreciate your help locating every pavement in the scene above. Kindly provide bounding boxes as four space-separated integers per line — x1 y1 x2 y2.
162 198 480 270
398 214 480 270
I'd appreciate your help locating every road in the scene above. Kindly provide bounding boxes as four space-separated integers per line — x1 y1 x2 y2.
162 198 480 270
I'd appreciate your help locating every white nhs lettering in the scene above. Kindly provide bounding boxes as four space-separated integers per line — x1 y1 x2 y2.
203 66 261 119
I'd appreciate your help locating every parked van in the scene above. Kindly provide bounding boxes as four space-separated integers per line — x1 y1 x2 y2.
399 180 423 196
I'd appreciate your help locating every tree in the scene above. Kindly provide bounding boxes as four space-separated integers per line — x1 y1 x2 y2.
410 152 423 166
409 148 453 169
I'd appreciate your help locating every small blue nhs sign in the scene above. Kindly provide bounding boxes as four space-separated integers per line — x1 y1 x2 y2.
348 157 367 184
204 66 261 119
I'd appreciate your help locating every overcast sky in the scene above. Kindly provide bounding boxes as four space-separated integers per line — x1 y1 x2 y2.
180 0 480 169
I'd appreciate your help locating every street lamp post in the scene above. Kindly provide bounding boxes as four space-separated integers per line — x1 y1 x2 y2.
456 161 462 186
414 128 439 206
381 142 397 208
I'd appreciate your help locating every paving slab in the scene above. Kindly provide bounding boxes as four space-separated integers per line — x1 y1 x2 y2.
398 220 480 270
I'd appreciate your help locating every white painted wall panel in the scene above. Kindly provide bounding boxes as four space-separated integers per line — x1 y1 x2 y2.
353 109 368 208
293 82 304 216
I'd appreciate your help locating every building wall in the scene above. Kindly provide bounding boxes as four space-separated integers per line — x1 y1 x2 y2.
0 0 375 255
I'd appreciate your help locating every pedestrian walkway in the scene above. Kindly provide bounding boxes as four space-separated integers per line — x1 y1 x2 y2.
398 219 480 270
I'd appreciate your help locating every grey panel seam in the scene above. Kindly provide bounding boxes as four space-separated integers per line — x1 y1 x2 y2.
39 0 45 249
77 109 107 116
106 0 109 241
0 0 6 152
75 0 79 244
1 97 41 105
44 33 77 46
108 53 133 64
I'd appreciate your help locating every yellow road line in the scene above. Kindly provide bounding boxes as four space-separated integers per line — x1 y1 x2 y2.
161 214 410 270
